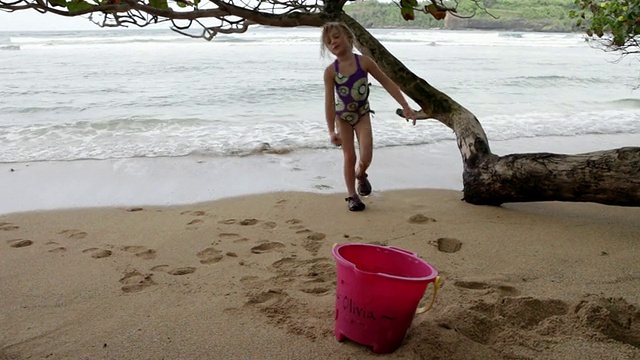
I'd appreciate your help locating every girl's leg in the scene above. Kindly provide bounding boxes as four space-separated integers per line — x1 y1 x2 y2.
354 113 373 179
336 117 357 197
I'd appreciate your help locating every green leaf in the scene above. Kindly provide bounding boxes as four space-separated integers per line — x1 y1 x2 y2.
48 0 67 7
149 0 168 9
399 0 414 21
66 0 93 11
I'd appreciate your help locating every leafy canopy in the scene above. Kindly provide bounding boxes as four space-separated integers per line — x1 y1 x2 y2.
571 0 640 54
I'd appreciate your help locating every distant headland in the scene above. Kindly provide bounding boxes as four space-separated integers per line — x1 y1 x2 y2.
345 0 578 33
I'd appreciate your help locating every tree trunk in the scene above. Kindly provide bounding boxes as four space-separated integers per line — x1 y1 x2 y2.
464 148 640 206
340 13 640 207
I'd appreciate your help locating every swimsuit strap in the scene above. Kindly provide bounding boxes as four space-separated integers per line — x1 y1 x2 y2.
334 55 361 75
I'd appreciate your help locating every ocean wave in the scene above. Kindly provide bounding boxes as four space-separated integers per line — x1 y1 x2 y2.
0 105 86 114
503 75 612 87
0 109 638 163
610 98 640 108
4 27 588 50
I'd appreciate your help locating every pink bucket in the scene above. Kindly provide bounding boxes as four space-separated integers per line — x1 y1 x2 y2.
332 243 439 353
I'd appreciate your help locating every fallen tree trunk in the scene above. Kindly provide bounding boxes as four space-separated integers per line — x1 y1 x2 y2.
341 13 640 208
464 147 640 206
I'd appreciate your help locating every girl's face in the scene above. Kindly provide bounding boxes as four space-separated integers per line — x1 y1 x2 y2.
326 29 351 56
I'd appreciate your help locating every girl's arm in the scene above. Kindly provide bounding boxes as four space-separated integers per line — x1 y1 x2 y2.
361 55 417 124
323 66 337 134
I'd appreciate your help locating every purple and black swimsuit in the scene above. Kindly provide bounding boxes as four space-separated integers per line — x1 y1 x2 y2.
334 54 372 126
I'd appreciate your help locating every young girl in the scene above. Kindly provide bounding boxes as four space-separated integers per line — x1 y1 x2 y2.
321 22 417 211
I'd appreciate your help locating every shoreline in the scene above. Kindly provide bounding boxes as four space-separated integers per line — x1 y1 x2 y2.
1 133 639 215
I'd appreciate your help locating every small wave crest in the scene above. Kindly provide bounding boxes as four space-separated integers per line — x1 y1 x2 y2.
610 98 640 108
504 75 610 87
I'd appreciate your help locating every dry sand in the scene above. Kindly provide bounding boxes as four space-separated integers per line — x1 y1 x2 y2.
1 189 640 359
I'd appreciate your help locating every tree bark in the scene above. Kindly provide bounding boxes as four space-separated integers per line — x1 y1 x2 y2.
340 13 640 207
464 148 640 206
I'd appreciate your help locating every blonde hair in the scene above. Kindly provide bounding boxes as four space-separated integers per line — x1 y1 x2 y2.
320 22 355 57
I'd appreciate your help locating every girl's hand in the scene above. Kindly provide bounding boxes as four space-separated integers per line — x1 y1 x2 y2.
330 132 342 146
403 107 417 126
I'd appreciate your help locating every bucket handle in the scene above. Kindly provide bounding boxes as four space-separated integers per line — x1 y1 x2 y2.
415 276 440 314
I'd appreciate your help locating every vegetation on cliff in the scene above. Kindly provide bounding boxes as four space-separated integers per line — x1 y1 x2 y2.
345 0 579 32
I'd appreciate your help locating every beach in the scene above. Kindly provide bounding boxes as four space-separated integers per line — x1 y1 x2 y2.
2 186 640 359
1 26 640 359
2 133 640 359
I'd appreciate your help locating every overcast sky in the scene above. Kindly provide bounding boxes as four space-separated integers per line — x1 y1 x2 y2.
0 10 106 31
2 9 171 31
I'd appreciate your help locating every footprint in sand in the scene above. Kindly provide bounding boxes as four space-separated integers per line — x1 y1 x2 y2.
150 265 169 272
59 229 87 240
219 233 242 242
454 280 520 296
437 237 462 253
181 210 207 216
246 289 286 305
408 214 437 224
251 241 285 254
197 247 224 264
275 199 287 209
295 228 313 234
186 219 204 229
122 245 146 253
261 222 277 230
270 257 334 296
454 280 491 290
7 239 33 248
240 219 259 226
123 245 157 259
368 240 388 246
313 184 333 190
120 270 156 293
240 275 262 288
82 248 113 259
307 233 326 241
244 257 336 340
303 233 326 254
45 241 66 253
126 207 144 212
0 222 19 231
219 219 237 225
286 219 302 225
135 249 157 260
168 267 196 275
301 286 332 295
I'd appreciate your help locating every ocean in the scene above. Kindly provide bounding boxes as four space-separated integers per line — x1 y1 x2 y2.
1 26 638 163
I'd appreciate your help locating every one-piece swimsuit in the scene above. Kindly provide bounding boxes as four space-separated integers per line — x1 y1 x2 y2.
334 54 372 126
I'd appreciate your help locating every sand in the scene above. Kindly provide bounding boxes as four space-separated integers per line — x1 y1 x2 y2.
1 189 639 359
